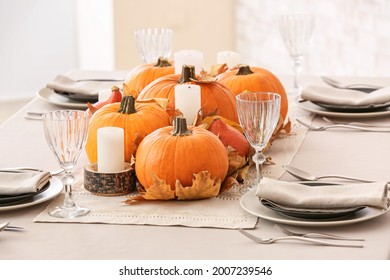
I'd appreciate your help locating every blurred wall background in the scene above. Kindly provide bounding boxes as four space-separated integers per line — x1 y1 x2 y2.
1 0 390 106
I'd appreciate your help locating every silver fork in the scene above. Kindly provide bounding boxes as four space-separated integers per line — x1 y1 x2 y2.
297 119 390 132
0 167 64 176
238 229 363 248
322 117 390 128
274 224 365 241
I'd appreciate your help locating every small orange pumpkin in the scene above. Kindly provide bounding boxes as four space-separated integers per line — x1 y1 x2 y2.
123 57 174 99
85 95 170 163
135 117 229 199
137 65 238 123
216 65 288 121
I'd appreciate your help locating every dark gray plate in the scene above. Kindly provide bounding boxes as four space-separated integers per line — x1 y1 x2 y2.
0 182 50 206
312 101 390 113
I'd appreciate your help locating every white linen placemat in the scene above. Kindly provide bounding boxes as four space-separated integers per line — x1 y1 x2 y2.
34 106 313 229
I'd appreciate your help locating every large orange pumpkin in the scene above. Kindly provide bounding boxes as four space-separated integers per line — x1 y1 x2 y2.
123 57 174 99
216 65 288 121
85 95 170 163
135 117 229 198
137 65 238 123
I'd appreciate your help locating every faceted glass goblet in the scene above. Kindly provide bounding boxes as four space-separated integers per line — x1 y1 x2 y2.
134 28 173 63
42 110 90 218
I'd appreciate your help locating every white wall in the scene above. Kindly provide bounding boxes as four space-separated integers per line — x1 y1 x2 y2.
235 0 390 77
0 0 79 100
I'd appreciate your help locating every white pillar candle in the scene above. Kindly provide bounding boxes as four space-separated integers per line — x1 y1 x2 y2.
174 49 204 74
97 127 125 173
217 51 241 68
174 84 201 125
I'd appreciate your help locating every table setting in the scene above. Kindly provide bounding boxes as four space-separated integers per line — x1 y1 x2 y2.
2 22 390 261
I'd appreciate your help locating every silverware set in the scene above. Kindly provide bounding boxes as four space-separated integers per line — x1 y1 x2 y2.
239 224 364 248
24 111 44 120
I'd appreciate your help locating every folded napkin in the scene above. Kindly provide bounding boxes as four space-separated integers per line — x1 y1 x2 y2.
46 70 128 97
301 85 390 106
0 170 52 195
255 178 389 211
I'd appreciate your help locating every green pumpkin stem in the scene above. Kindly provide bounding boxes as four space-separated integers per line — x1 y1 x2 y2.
154 57 172 67
177 65 198 84
236 65 254 76
171 117 192 136
118 95 137 114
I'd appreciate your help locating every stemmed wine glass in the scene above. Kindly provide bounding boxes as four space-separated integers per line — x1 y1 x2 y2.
134 28 173 63
279 14 315 97
236 92 281 190
42 110 90 218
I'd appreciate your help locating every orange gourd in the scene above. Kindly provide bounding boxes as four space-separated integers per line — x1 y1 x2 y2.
216 65 288 121
85 95 170 163
137 65 238 123
135 117 229 198
123 57 174 99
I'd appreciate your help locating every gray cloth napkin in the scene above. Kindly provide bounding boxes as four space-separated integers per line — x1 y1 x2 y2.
255 178 389 211
0 170 52 195
46 70 128 97
301 85 390 106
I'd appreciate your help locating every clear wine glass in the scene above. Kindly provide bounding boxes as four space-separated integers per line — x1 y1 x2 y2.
236 92 281 190
134 27 173 63
279 14 314 97
42 110 90 218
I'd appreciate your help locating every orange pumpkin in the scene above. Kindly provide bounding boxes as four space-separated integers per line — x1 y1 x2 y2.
123 57 174 99
216 65 288 121
85 95 170 163
137 65 238 123
135 117 229 197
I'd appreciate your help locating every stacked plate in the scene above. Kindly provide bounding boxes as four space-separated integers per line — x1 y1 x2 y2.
0 177 63 211
298 77 390 118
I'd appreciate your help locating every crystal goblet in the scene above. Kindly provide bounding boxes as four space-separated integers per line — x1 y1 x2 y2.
42 110 90 218
134 28 173 63
279 14 314 97
236 92 281 190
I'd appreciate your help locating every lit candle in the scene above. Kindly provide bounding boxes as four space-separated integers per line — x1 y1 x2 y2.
174 84 201 125
174 49 204 74
97 127 124 173
217 51 241 68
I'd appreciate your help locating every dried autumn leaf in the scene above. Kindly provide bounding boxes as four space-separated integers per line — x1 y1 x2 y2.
209 63 229 77
136 97 169 110
201 116 243 133
124 172 176 203
220 176 240 193
227 148 248 175
175 171 221 200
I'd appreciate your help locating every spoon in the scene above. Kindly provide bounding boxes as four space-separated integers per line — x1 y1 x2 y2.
283 165 377 183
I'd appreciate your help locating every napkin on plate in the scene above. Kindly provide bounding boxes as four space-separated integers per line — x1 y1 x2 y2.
46 69 128 97
255 178 389 212
0 170 52 196
301 85 390 106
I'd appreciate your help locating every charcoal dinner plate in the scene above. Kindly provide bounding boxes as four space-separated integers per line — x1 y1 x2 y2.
259 199 365 220
0 182 50 205
312 101 390 113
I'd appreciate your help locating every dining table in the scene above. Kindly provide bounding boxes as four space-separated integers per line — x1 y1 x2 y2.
1 74 390 262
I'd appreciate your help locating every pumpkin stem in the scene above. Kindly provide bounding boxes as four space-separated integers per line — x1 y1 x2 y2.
177 65 198 84
171 117 192 136
236 65 254 76
154 57 172 67
118 95 137 114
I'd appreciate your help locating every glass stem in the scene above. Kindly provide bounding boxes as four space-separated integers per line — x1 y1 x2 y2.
62 170 76 209
252 151 266 186
292 56 303 92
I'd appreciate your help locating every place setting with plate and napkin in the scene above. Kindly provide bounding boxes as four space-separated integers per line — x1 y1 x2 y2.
38 69 128 109
297 76 390 117
240 177 389 227
0 169 56 209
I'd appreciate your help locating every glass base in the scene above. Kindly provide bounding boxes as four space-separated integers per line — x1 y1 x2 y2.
48 205 90 218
